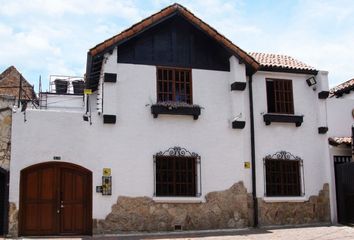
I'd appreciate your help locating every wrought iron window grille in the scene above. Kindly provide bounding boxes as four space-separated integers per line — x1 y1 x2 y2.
153 147 202 197
263 151 305 197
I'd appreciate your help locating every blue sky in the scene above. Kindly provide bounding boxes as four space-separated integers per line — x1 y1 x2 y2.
0 0 353 91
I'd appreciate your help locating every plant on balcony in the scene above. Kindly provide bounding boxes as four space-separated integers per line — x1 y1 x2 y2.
151 101 202 120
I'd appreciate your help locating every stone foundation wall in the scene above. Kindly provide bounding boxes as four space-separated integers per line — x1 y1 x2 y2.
0 96 14 171
8 202 18 237
94 182 251 234
258 183 330 225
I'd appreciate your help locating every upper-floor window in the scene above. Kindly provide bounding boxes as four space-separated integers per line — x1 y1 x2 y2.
266 79 294 114
157 67 192 104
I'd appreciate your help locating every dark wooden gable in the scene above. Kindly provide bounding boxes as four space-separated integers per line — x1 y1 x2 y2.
117 14 232 71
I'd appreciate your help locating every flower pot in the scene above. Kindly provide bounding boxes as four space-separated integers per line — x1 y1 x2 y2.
72 80 85 94
54 79 68 94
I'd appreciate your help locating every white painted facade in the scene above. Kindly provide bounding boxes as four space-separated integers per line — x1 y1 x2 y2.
9 46 335 224
326 90 354 223
252 71 331 199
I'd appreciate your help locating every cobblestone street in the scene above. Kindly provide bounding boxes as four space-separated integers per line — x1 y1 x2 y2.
7 225 354 239
97 225 354 240
88 225 354 240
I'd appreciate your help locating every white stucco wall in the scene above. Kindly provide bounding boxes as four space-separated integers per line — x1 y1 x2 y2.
10 48 252 220
327 97 354 137
10 47 333 223
40 94 85 111
326 92 354 223
252 71 331 201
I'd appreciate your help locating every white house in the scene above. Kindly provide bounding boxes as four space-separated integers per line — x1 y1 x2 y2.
8 3 334 237
327 78 354 224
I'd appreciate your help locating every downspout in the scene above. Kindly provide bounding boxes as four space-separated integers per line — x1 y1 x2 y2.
248 73 258 227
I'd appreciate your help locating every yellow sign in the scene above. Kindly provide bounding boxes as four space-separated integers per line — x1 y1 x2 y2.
244 162 251 169
84 89 92 95
103 168 111 176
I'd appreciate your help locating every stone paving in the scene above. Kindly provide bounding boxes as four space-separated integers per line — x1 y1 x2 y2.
93 225 354 240
7 225 354 240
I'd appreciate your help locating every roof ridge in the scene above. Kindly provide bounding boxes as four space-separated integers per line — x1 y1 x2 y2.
0 66 17 80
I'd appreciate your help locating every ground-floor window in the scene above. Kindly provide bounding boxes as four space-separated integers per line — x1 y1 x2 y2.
264 151 304 197
154 147 201 197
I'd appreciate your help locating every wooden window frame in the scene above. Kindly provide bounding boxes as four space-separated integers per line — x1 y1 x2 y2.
156 66 193 104
155 156 197 197
266 78 294 114
264 152 304 197
153 147 201 197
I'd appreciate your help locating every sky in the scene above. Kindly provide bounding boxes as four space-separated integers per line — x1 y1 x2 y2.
0 0 353 91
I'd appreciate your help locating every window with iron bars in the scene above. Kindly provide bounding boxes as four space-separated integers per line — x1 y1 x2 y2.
264 151 304 197
153 147 201 197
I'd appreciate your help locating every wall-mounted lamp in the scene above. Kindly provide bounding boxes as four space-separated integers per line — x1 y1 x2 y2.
306 76 317 87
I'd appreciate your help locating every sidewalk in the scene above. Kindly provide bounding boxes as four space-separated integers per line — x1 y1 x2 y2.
90 225 354 240
10 225 354 240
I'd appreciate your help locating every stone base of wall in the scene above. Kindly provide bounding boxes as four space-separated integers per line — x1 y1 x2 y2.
0 96 14 171
8 202 18 237
7 183 331 236
94 182 251 234
258 183 330 225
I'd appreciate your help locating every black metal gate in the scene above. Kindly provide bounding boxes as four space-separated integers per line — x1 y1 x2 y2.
335 158 354 224
0 168 8 236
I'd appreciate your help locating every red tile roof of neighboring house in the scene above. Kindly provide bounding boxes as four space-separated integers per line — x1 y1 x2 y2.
249 52 317 73
89 3 260 71
328 137 352 146
329 78 354 97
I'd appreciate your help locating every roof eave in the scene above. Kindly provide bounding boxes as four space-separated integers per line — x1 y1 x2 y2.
258 66 318 75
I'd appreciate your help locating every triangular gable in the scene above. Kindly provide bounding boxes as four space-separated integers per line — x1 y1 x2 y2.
88 3 259 71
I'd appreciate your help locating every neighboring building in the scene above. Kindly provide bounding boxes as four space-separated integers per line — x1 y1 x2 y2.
0 66 36 236
9 4 332 237
0 66 37 103
327 78 354 224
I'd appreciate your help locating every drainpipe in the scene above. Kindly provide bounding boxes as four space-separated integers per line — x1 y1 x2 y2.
248 73 258 227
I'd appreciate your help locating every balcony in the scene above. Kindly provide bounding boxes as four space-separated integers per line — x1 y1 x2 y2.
39 75 85 111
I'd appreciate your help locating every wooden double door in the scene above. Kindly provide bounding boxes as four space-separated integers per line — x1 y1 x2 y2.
19 162 92 236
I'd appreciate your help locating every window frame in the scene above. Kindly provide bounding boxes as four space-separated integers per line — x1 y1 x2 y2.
156 66 193 104
266 78 294 115
153 147 201 198
263 151 305 197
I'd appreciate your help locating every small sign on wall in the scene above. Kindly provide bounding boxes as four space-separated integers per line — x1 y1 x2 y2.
103 168 111 176
102 176 112 195
96 186 102 193
244 162 251 169
84 89 92 95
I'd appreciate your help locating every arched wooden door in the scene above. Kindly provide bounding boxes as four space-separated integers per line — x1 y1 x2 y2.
19 162 92 236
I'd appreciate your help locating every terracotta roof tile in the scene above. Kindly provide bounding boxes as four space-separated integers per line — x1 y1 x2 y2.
328 137 352 146
330 78 354 97
89 3 259 71
249 52 316 72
